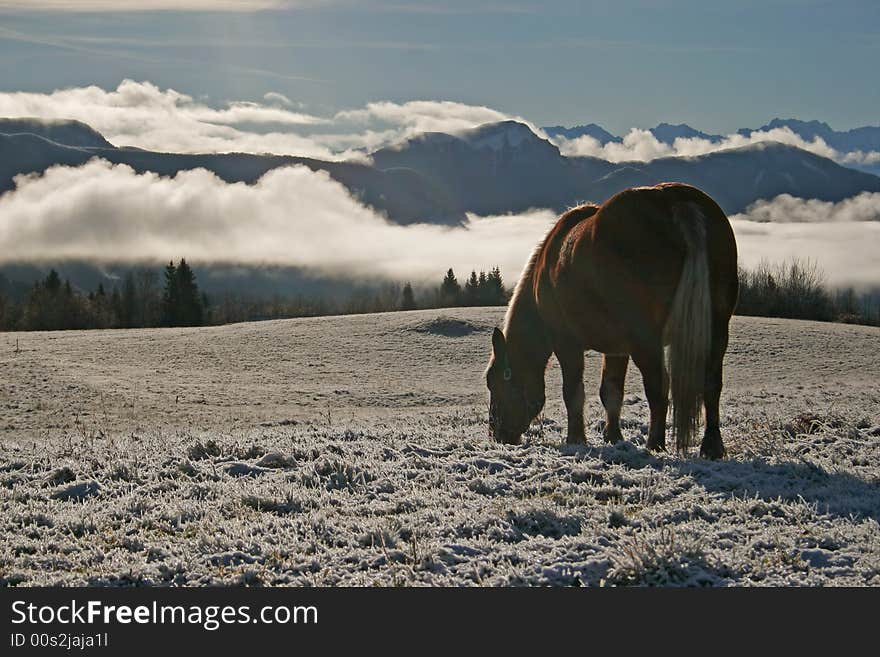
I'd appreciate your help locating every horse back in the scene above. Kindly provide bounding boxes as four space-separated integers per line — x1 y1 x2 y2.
534 184 738 353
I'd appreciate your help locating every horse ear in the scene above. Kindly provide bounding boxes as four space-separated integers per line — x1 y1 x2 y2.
492 327 506 356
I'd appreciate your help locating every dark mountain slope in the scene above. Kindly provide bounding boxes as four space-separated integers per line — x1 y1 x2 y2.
0 134 466 225
0 118 114 149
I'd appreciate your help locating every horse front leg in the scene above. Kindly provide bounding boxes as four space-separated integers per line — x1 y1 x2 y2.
556 345 586 444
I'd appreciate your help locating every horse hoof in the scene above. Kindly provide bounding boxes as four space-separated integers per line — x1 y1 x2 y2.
647 439 666 452
700 428 726 459
603 428 623 444
699 442 726 460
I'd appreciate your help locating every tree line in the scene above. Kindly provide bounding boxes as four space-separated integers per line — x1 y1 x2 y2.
735 260 879 326
0 263 510 332
1 258 876 333
0 259 206 331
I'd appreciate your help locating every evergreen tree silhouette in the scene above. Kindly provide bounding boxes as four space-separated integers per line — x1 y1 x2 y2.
45 269 61 293
175 259 204 326
161 259 204 327
400 282 416 310
464 270 479 306
486 266 506 305
24 270 61 330
440 268 461 307
476 270 489 305
161 261 179 326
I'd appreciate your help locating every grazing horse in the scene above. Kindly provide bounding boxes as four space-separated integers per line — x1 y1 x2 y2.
486 183 738 458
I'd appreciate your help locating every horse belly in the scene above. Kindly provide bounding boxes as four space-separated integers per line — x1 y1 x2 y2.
552 260 675 355
552 288 641 354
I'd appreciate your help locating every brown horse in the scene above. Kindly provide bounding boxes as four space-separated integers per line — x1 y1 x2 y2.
486 183 738 458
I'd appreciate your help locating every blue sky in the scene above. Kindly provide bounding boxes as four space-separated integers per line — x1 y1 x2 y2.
0 0 878 133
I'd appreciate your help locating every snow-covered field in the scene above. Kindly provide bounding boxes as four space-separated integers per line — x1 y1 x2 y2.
1 308 878 586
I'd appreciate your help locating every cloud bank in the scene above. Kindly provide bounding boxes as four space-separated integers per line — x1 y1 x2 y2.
1 159 878 290
2 80 875 170
0 160 556 283
553 126 880 167
730 192 880 224
0 80 524 160
731 192 880 289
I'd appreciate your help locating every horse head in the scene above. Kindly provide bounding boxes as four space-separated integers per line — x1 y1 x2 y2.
486 327 545 444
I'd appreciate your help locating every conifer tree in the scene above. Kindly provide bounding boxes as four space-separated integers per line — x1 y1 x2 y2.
45 269 61 293
161 259 204 327
175 259 204 326
440 268 461 307
464 270 479 306
161 261 179 326
486 266 506 305
400 282 416 310
476 270 489 305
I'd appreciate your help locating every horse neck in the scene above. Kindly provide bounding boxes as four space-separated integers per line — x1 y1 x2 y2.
504 273 552 379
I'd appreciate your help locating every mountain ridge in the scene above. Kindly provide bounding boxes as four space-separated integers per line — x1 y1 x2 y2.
2 117 879 225
544 117 880 149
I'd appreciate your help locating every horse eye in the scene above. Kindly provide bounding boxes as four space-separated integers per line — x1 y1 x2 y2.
503 368 512 381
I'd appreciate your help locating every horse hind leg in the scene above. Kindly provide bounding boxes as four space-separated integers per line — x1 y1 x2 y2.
632 344 669 452
700 318 729 459
599 354 628 444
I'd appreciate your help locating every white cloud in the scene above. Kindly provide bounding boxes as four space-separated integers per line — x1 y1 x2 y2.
0 80 342 158
731 192 880 289
0 159 555 283
840 150 880 166
263 92 297 107
559 128 675 162
730 192 880 224
184 101 327 127
0 160 880 287
553 126 880 167
4 79 875 170
335 99 513 135
2 159 877 291
0 80 524 159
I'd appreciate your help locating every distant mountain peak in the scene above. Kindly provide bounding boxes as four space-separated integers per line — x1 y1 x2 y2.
542 123 620 145
649 122 723 144
736 119 880 173
386 120 556 156
457 120 549 151
0 117 114 149
765 117 834 132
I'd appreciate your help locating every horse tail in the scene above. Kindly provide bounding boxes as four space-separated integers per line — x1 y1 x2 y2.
665 202 712 452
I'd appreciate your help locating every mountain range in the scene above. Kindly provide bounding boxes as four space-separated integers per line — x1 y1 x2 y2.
2 115 879 297
543 117 880 151
543 118 880 175
3 117 880 229
543 121 725 145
